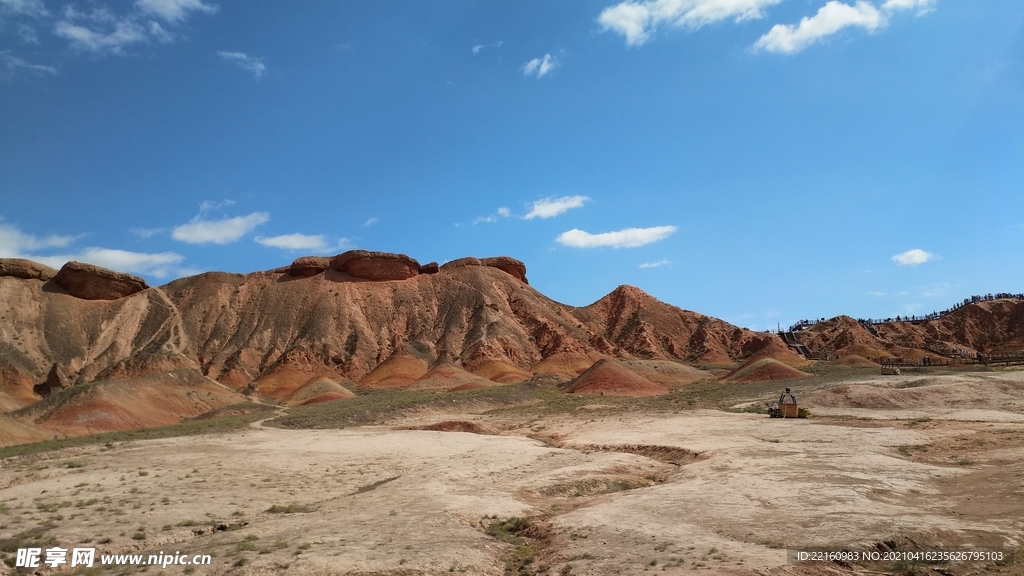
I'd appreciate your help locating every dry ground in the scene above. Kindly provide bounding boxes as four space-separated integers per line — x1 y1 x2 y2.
1 368 1023 576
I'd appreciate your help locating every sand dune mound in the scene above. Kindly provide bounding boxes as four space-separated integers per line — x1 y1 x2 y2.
833 355 878 368
467 359 532 383
359 352 430 388
532 353 599 377
403 420 497 434
620 360 713 387
564 359 668 397
723 357 812 383
251 351 348 401
9 369 247 439
408 363 496 391
287 376 357 407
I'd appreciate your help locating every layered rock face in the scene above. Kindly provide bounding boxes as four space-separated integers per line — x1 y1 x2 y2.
0 258 57 281
288 256 331 277
0 251 782 410
329 250 421 281
52 261 149 300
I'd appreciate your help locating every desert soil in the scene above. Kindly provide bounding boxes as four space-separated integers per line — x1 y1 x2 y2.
1 369 1023 576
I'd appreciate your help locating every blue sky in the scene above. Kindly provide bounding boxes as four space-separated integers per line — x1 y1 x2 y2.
1 0 1021 330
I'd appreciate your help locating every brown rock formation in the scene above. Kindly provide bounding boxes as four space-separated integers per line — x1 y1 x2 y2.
288 256 331 277
329 250 420 281
0 258 57 281
34 363 72 397
722 358 812 383
52 261 148 300
564 358 668 397
419 262 439 274
481 257 528 284
440 256 528 283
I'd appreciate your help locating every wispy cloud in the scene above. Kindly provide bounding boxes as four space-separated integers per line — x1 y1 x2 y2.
0 0 49 18
254 233 332 251
882 0 936 16
33 248 186 279
53 1 216 55
0 221 189 279
17 23 39 43
599 0 782 46
129 227 165 238
752 1 884 54
557 225 677 248
473 206 515 225
199 199 236 213
54 7 148 54
891 248 934 266
218 51 265 79
0 221 77 254
524 196 589 219
363 217 379 227
172 211 269 244
135 0 217 23
1 52 56 77
471 40 502 54
522 53 559 78
639 259 670 268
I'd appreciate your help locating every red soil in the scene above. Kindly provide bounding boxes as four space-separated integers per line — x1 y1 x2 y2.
722 357 812 383
564 359 669 397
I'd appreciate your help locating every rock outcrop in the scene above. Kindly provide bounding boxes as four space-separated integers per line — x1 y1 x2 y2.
52 261 148 300
288 256 331 277
439 256 528 283
329 250 420 281
0 258 58 281
482 257 528 284
34 363 72 397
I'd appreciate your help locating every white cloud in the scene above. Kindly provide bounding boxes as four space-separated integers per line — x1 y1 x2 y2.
53 2 216 54
752 1 884 54
599 0 782 46
17 23 39 43
198 199 235 213
54 8 149 54
867 291 886 297
1 52 56 76
172 211 269 244
135 0 217 23
363 217 379 226
524 196 590 220
35 248 186 279
882 0 936 16
639 259 670 268
0 0 48 18
557 225 677 248
522 53 558 78
219 51 265 79
891 248 934 266
472 215 497 225
497 207 511 217
0 222 77 254
471 40 502 54
254 233 328 251
0 221 189 279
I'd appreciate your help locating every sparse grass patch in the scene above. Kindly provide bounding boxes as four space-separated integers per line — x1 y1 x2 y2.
350 476 400 495
0 406 277 460
266 504 314 514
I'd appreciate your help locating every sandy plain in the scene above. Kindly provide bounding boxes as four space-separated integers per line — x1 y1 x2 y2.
1 368 1022 576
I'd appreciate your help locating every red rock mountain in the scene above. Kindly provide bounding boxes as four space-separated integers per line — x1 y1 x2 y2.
1 252 780 411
